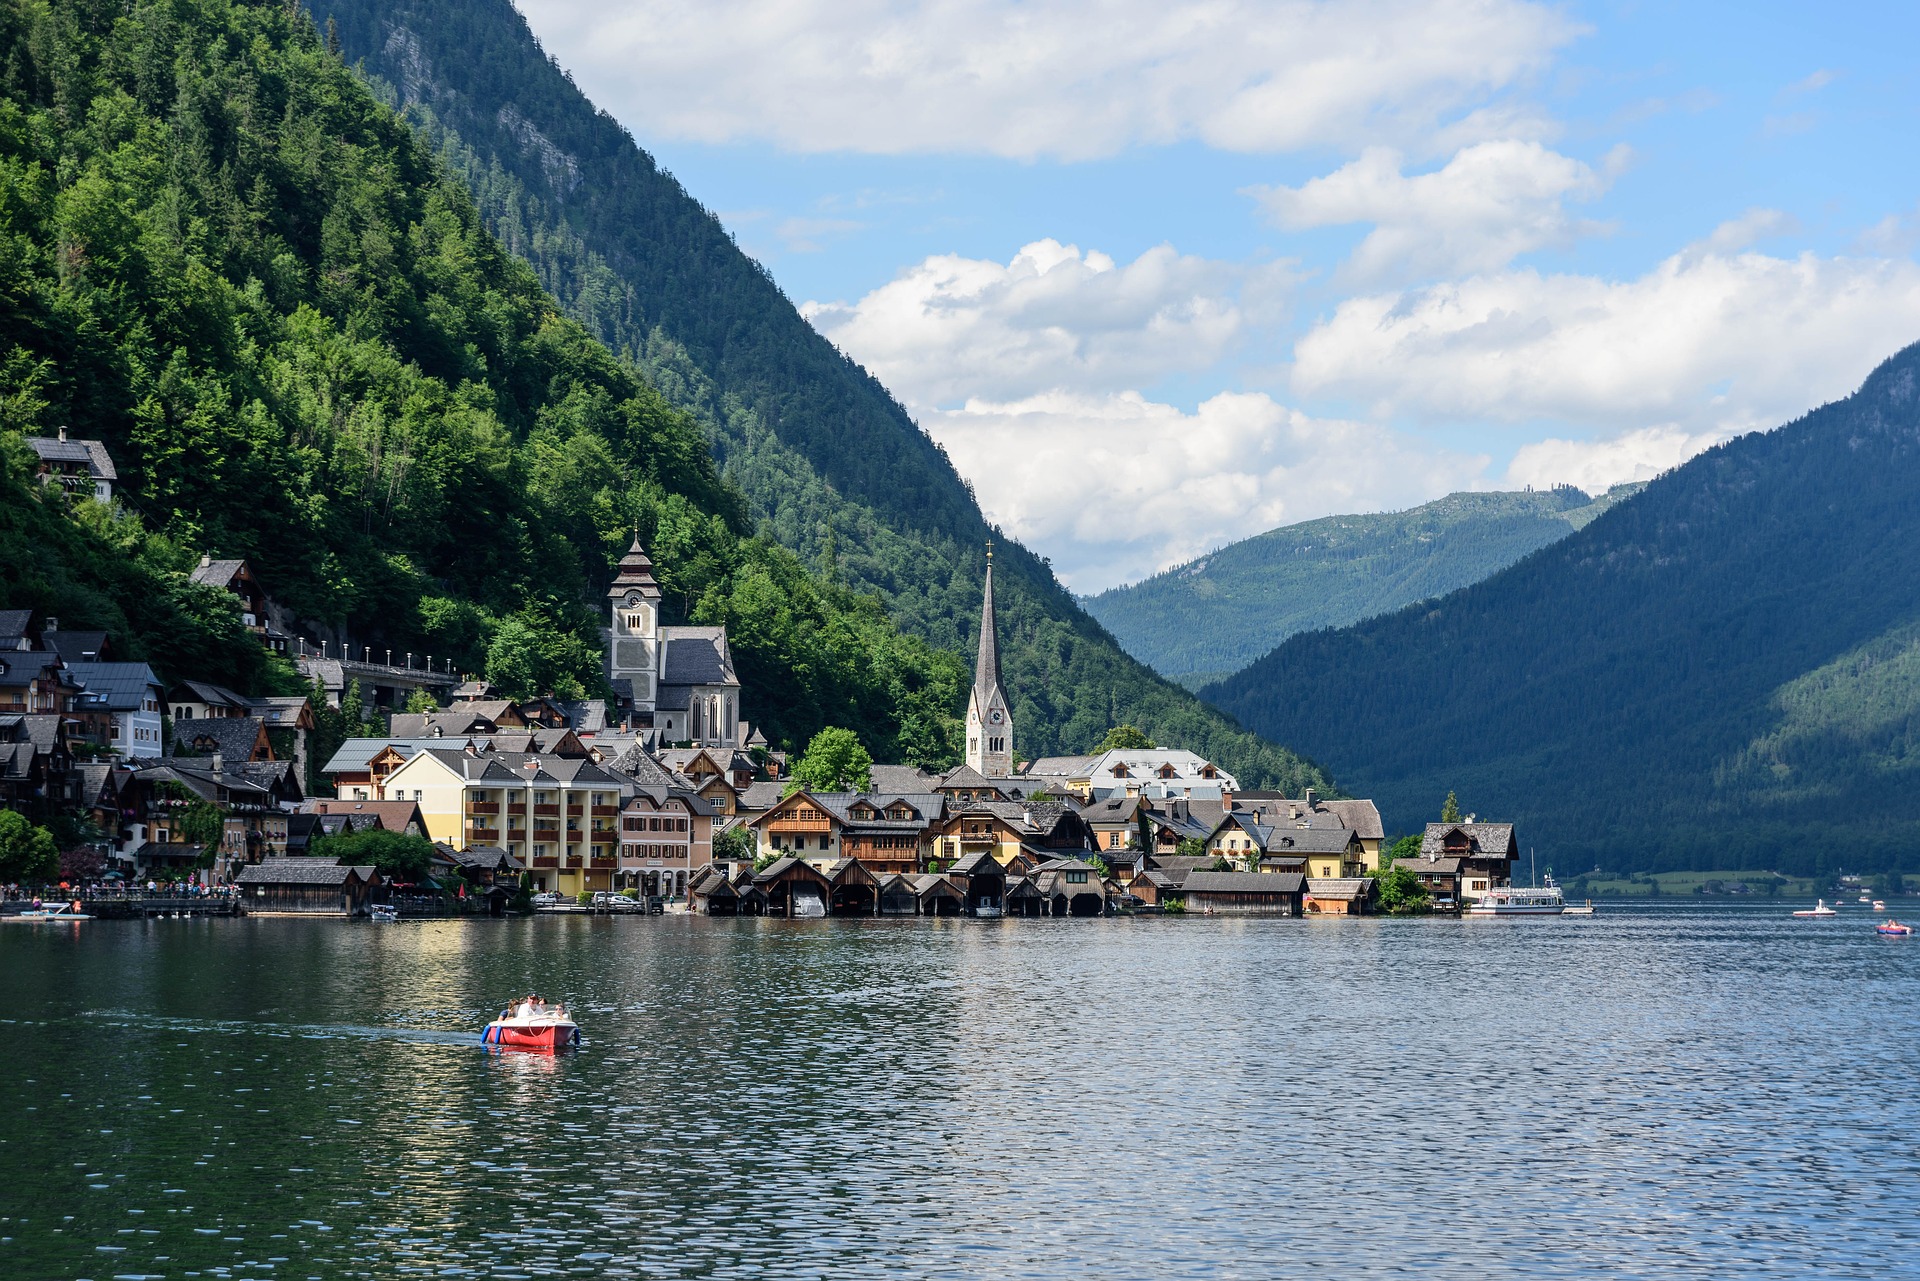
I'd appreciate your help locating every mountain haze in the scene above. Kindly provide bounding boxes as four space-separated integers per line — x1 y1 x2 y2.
1086 485 1641 689
1205 344 1920 875
317 0 1328 787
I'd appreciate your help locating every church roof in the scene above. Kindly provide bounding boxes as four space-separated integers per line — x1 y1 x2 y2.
973 556 1005 710
607 535 663 600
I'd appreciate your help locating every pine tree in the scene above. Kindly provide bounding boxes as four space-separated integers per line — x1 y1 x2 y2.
1441 791 1461 823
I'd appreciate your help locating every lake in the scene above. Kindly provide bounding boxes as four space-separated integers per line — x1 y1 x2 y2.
1 904 1915 1279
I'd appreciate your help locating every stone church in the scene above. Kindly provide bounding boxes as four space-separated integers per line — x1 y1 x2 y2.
604 537 744 747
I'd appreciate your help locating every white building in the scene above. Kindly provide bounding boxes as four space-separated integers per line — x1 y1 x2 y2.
67 662 164 755
604 537 742 747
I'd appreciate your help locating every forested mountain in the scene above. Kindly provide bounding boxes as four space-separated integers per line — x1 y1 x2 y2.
313 0 1330 790
1085 485 1639 689
0 0 969 762
1205 345 1920 875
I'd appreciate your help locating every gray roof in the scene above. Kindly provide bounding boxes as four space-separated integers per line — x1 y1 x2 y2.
0 610 30 641
1263 827 1361 855
236 859 377 886
1420 823 1518 858
659 626 737 688
604 743 680 788
1398 857 1462 875
44 630 108 663
320 737 469 775
26 434 115 479
1306 877 1375 899
1023 754 1101 778
867 764 939 793
0 652 61 688
738 780 785 812
188 558 247 589
172 679 251 710
170 717 267 763
1181 871 1306 895
65 662 162 711
972 558 1005 713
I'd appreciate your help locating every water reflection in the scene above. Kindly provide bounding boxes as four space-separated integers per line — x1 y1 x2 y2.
0 906 1914 1278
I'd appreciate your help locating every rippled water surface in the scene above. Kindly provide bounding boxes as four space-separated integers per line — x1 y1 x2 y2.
2 905 1916 1279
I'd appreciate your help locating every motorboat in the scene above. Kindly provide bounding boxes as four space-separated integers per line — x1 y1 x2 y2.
369 903 401 923
1875 919 1914 937
1562 901 1596 915
1467 874 1566 916
1873 900 1887 911
1791 900 1838 918
482 999 580 1052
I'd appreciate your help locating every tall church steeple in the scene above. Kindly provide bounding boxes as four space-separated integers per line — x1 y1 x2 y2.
965 545 1014 777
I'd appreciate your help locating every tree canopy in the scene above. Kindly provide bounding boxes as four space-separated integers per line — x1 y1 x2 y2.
786 727 874 796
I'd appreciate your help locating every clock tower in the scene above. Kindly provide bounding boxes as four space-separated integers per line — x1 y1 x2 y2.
965 547 1014 778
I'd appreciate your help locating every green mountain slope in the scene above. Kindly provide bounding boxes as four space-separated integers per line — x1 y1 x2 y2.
313 0 1331 791
1203 344 1920 876
0 0 966 761
1085 485 1640 688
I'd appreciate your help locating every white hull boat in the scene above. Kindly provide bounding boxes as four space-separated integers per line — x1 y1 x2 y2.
1467 874 1566 916
1791 900 1838 918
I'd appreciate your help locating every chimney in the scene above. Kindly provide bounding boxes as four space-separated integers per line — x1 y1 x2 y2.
45 616 58 635
211 751 224 776
199 554 211 570
1304 787 1317 809
57 425 67 443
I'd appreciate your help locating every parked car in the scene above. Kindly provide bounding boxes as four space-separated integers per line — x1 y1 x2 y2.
531 891 564 907
646 895 665 915
604 893 640 910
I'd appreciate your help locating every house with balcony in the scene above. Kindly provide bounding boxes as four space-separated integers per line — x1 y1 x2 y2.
24 427 116 501
189 556 290 653
64 661 165 757
1419 822 1519 903
376 747 630 897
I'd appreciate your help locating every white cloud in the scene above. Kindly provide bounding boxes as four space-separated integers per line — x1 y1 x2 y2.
514 0 1581 160
804 239 1286 405
1504 425 1735 494
1292 238 1920 433
1252 140 1626 280
923 390 1485 591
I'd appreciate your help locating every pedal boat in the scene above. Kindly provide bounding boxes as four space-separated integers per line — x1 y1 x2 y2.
481 1007 580 1051
1875 919 1914 937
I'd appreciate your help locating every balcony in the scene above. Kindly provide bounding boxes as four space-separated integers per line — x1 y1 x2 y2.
466 827 501 843
532 825 561 839
531 855 559 869
534 804 560 818
590 856 618 869
506 803 527 816
591 805 618 818
465 802 500 816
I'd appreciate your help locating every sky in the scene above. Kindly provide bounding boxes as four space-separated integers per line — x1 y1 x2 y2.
513 0 1920 593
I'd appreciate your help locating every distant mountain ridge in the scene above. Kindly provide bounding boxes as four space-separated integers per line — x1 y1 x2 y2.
318 0 1331 790
1204 344 1920 874
1085 485 1641 688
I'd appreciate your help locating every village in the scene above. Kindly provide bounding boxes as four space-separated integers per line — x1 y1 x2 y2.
2 431 1523 922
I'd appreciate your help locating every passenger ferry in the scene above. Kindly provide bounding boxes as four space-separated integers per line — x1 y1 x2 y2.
1467 876 1566 916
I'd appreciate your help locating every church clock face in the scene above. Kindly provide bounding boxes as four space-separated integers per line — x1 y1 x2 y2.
989 710 1003 725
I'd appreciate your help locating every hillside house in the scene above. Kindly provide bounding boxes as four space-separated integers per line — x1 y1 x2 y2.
25 427 116 501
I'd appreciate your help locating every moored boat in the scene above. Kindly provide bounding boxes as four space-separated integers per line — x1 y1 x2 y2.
1467 875 1566 916
482 997 580 1051
1875 919 1913 937
1792 900 1838 918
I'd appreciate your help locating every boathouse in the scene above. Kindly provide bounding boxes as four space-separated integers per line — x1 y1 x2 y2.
236 859 382 916
1175 871 1305 916
1305 877 1375 915
754 856 832 917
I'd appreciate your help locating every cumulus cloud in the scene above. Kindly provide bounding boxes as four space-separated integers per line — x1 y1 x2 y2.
1253 141 1625 280
514 0 1581 160
1292 237 1920 433
1504 425 1735 494
804 239 1287 405
922 390 1485 591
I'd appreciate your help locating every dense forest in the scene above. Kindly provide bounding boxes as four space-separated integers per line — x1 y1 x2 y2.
0 0 970 763
1206 346 1920 875
1085 485 1639 688
314 0 1331 791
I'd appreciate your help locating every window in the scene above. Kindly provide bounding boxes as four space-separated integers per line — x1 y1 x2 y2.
1067 871 1088 884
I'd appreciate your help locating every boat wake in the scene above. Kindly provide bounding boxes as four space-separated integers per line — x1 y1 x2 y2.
84 1010 482 1048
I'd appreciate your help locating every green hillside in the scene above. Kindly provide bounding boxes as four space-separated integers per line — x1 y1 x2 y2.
0 0 967 762
313 0 1331 790
1085 485 1640 688
1204 344 1920 876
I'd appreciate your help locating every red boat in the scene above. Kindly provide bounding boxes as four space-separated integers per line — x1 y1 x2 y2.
482 1000 580 1051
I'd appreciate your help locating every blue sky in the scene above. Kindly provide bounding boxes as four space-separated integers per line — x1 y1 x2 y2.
515 0 1920 592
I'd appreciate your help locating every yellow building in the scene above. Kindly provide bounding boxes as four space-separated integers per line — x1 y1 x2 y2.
380 748 628 896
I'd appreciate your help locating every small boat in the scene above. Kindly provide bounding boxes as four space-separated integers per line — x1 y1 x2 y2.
1859 894 1872 903
1792 900 1838 918
1873 900 1887 911
7 902 92 921
481 999 580 1052
369 904 401 923
1876 919 1914 937
1562 901 1596 915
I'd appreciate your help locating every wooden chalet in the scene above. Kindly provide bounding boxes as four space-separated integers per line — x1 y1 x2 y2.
1420 823 1518 901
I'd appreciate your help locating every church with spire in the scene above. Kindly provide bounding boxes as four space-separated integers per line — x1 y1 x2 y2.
965 548 1015 777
